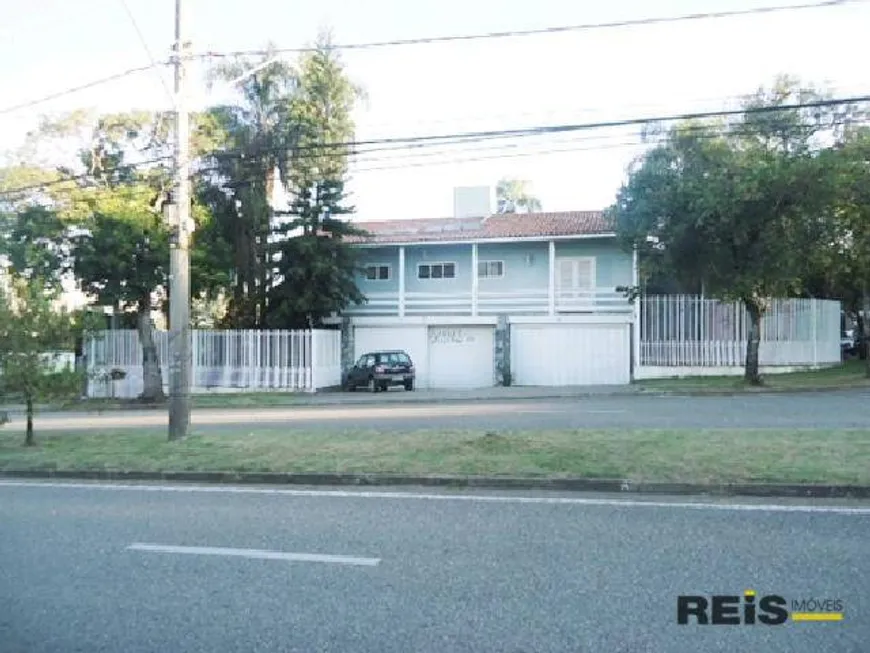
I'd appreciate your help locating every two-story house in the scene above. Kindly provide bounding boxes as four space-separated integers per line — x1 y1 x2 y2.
340 187 639 389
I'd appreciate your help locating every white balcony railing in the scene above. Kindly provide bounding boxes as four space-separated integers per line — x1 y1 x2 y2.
345 289 633 317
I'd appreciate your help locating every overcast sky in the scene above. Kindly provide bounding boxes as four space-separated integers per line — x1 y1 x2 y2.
2 0 868 221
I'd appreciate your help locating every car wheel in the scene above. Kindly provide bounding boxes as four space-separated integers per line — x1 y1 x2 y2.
367 377 377 393
404 380 414 391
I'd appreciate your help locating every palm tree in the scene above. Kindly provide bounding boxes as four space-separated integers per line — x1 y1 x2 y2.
496 178 542 213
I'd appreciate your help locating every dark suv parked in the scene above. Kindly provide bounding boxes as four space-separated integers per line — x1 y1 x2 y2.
343 350 416 392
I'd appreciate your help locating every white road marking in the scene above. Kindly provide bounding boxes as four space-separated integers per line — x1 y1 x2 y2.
2 480 869 515
126 543 380 566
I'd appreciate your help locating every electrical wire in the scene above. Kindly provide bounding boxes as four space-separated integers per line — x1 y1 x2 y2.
1 1 861 120
0 62 171 116
117 0 174 104
356 82 865 135
192 0 860 58
2 94 867 198
200 94 870 154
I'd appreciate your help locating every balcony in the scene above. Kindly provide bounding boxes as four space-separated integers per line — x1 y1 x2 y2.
344 289 633 317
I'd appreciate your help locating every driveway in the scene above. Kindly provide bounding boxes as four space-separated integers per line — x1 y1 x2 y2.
1 480 867 653
8 388 870 432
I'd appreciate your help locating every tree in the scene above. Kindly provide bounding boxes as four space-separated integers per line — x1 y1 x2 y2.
2 110 228 402
0 276 84 445
266 179 367 328
201 47 300 328
611 78 841 385
69 182 170 401
821 127 870 374
496 178 542 213
265 35 368 327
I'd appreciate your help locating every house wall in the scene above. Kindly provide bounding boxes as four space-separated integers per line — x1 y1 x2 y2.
353 239 633 296
405 246 471 293
355 247 400 293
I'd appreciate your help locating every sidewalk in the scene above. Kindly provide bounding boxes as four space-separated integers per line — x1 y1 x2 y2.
278 384 645 404
1 378 865 416
0 384 642 415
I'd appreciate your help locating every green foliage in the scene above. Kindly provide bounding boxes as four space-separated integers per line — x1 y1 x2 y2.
199 48 301 328
496 178 542 213
69 182 169 310
200 33 365 329
0 276 84 444
0 205 71 292
612 81 844 303
287 32 363 185
610 77 854 383
266 179 367 328
262 36 366 329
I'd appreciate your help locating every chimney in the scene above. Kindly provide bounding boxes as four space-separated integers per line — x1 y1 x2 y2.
453 186 493 219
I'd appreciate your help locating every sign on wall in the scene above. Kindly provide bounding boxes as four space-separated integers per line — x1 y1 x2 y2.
429 328 476 345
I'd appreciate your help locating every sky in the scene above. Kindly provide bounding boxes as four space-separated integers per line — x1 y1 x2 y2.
1 0 869 222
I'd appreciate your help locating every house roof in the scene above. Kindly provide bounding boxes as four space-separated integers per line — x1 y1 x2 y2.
346 210 613 245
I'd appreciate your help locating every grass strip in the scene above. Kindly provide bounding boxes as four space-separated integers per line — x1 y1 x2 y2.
1 427 867 486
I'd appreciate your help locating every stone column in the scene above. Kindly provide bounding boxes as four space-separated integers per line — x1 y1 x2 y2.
494 314 512 386
340 317 355 374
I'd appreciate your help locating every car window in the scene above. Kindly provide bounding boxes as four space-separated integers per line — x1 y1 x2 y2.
355 356 367 367
396 353 410 364
365 355 375 367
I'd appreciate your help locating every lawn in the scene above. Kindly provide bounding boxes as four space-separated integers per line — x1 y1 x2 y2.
1 427 868 486
634 359 869 392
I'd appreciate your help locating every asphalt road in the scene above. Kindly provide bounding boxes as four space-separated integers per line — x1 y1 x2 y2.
1 480 868 652
12 389 870 433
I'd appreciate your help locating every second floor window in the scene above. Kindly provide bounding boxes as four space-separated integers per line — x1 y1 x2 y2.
418 262 456 279
365 264 391 280
477 260 504 278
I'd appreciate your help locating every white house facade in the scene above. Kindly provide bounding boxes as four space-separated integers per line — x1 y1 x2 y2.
338 191 640 389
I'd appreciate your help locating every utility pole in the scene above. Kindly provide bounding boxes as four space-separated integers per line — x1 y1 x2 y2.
168 0 191 440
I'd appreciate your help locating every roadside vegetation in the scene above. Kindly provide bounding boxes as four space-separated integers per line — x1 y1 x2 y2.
634 359 868 392
1 427 867 486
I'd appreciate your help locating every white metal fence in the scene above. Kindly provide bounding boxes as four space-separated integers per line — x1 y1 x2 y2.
639 295 841 367
86 329 342 398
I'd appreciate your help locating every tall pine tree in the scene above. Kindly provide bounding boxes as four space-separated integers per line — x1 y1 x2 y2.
266 179 366 328
265 34 368 328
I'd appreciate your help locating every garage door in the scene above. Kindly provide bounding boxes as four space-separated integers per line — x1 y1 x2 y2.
427 325 495 389
511 322 630 386
354 326 428 386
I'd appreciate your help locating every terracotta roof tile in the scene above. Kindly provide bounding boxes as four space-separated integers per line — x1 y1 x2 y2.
346 211 612 244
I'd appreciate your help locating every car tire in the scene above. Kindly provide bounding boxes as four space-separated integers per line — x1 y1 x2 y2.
404 380 414 391
367 377 377 393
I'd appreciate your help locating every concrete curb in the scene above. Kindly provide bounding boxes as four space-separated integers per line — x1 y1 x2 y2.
1 469 868 499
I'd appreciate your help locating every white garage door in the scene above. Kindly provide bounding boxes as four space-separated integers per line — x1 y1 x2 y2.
428 325 495 389
354 326 428 386
511 322 630 386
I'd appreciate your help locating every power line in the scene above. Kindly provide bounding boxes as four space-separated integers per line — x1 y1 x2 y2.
0 62 170 116
0 1 860 119
2 94 867 198
356 82 865 135
193 0 859 58
202 93 870 153
118 0 174 104
349 120 870 173
0 1 858 119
